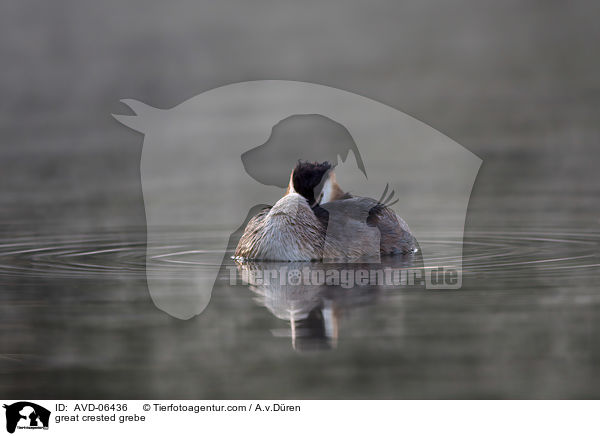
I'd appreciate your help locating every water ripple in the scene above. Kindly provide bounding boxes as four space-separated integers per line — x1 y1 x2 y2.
0 229 597 280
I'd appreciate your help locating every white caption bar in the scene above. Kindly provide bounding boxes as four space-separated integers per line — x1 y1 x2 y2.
1 400 597 436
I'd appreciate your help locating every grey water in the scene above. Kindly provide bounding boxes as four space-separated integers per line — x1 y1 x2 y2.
1 0 600 398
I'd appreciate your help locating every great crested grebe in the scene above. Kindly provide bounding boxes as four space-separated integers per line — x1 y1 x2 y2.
235 161 418 261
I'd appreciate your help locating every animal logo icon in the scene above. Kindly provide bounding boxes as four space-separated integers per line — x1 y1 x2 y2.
113 80 481 320
3 402 50 434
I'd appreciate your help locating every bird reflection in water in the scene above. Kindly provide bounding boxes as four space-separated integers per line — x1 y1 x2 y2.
234 257 421 351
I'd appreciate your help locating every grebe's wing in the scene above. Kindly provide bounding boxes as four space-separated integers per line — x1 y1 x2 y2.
366 200 418 254
319 196 418 256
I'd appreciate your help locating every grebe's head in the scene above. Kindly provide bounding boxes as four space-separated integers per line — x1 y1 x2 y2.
287 161 333 206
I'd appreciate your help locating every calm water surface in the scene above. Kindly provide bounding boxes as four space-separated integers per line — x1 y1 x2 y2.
1 221 598 398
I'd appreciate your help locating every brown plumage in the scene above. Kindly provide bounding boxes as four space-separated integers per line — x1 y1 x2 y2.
235 161 418 261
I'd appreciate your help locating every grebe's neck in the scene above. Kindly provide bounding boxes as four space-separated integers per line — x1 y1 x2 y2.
320 171 345 204
285 169 296 194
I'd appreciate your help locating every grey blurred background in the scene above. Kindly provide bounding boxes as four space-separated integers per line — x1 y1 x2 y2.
1 0 599 398
1 0 598 231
